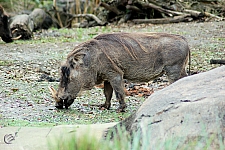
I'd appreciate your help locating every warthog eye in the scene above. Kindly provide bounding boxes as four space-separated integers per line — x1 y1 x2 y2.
69 60 74 69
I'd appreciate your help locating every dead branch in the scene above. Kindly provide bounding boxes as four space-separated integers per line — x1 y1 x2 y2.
135 1 185 16
204 12 224 20
184 9 223 20
54 0 225 27
99 2 122 15
210 59 225 64
183 9 204 18
53 0 63 28
126 5 142 13
72 14 106 25
132 14 191 24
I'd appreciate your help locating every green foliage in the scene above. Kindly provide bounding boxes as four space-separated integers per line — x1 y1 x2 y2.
0 60 13 66
0 77 143 127
48 124 225 150
0 0 39 12
49 132 100 150
48 126 131 150
0 118 58 127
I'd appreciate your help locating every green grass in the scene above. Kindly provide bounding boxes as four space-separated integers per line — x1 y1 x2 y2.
5 26 115 45
0 72 144 127
0 118 60 127
0 79 143 127
191 46 224 72
0 60 14 66
48 124 225 150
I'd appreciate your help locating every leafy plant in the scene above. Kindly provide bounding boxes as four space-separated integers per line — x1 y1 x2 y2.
48 124 225 150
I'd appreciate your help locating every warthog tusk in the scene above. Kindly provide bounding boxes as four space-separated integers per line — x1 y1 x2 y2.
11 28 18 34
48 86 60 102
11 35 22 40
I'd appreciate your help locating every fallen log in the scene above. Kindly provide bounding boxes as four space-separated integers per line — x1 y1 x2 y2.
126 5 142 13
204 12 224 20
184 9 223 20
71 14 106 25
132 14 191 24
210 59 225 64
97 0 224 26
135 1 185 16
183 9 204 18
99 2 122 15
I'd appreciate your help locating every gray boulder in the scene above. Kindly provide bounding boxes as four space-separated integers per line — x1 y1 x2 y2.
107 66 225 148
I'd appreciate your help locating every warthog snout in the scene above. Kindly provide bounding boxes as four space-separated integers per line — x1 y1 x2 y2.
48 86 74 109
55 100 64 109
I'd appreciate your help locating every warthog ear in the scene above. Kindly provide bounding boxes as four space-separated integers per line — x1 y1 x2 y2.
73 53 86 65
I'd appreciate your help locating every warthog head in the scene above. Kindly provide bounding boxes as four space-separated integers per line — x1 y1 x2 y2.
49 50 92 109
0 5 12 43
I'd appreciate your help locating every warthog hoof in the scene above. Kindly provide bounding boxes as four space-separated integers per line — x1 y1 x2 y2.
55 105 64 109
55 101 64 109
99 103 111 110
116 104 127 113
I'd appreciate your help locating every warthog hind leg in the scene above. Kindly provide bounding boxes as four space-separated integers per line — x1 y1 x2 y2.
110 76 127 112
165 64 187 83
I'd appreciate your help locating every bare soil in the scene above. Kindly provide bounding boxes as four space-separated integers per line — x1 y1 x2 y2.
0 21 224 126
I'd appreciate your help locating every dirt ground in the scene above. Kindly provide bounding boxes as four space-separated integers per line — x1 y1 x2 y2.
0 21 224 126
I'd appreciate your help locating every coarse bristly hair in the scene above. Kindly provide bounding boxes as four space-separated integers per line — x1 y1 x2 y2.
69 33 148 58
60 65 70 89
67 33 152 74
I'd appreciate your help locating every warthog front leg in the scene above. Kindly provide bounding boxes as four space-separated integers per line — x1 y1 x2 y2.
101 81 113 109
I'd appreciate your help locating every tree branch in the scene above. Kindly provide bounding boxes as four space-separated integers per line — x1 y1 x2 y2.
72 14 106 25
132 14 191 24
135 1 185 16
210 59 225 64
99 2 122 15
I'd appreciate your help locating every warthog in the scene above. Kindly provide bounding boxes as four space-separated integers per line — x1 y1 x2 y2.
29 8 53 31
9 14 34 40
0 5 12 43
50 32 190 112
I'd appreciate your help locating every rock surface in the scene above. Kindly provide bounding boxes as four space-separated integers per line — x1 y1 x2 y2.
107 66 225 147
